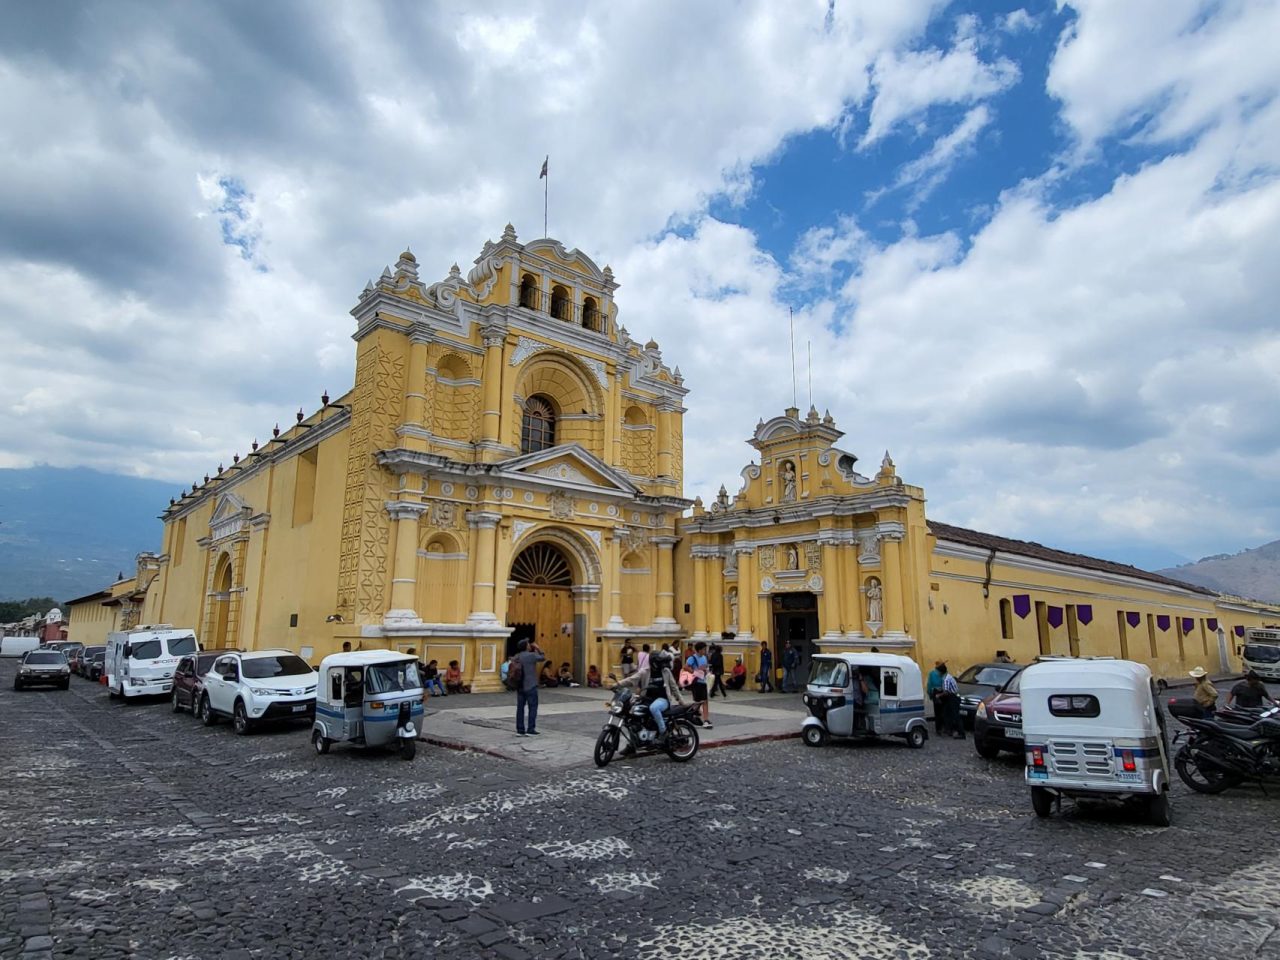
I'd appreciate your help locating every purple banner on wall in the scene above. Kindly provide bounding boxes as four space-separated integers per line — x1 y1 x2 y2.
1126 611 1141 629
1077 604 1093 625
1047 606 1064 629
1207 618 1218 631
1156 615 1170 632
1182 617 1195 635
1012 595 1031 619
1235 625 1246 637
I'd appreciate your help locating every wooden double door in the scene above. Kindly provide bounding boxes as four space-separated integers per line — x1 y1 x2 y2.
507 585 574 677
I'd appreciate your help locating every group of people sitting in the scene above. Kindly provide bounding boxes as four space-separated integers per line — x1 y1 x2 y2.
404 649 466 696
539 661 580 688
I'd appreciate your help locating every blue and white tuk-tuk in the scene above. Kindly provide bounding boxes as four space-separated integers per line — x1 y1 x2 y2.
311 651 423 760
801 652 930 749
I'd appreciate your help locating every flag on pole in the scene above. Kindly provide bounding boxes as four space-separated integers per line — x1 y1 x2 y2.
539 156 548 179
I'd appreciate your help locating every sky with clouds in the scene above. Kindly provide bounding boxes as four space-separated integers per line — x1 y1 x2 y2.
2 0 1278 570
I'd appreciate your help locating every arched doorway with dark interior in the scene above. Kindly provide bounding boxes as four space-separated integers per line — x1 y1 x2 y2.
507 541 575 680
772 592 819 689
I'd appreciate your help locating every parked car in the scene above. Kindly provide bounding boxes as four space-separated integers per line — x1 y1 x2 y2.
62 642 88 674
198 649 318 735
955 662 1023 727
171 650 237 714
14 650 71 690
77 645 106 677
973 670 1023 758
86 650 106 681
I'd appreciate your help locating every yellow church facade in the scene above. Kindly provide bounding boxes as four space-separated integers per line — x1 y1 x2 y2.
138 228 1279 689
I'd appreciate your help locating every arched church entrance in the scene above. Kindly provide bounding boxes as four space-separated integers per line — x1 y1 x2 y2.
211 554 233 649
772 592 819 684
507 542 575 674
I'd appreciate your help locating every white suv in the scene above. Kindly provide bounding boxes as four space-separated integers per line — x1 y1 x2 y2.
198 649 318 735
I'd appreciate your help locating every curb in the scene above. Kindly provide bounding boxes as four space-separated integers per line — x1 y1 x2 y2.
421 727 802 763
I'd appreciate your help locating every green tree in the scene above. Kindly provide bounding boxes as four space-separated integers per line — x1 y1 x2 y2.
0 597 59 621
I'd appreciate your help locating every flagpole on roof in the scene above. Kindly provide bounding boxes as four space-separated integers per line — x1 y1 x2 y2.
540 155 549 238
789 306 797 409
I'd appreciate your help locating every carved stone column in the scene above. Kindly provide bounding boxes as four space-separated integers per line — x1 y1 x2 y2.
403 332 431 451
881 533 906 637
656 399 675 480
652 535 679 624
735 543 756 642
819 535 843 642
466 511 503 623
479 321 506 445
842 542 863 640
606 527 624 625
385 501 429 623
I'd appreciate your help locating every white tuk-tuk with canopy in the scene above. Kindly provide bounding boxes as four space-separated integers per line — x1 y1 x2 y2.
312 651 423 760
801 652 930 749
1021 657 1171 826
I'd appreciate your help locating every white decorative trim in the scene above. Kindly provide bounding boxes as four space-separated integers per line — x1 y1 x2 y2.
579 356 608 390
584 529 602 551
510 336 554 366
513 519 537 542
534 462 592 484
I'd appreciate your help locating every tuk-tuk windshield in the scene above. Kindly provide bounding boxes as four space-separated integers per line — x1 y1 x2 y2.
808 659 850 687
365 662 421 694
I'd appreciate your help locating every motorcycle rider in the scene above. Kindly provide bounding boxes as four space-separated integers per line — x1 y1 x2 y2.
612 648 685 745
1227 670 1278 710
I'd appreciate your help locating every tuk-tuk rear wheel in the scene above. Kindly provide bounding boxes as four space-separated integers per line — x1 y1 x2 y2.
312 730 330 755
1031 786 1055 818
802 725 827 748
906 727 926 749
1146 791 1171 827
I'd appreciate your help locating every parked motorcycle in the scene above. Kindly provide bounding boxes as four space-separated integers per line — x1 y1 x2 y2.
1170 702 1280 794
594 686 700 767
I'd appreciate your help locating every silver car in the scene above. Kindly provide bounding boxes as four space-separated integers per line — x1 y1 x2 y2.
14 650 71 690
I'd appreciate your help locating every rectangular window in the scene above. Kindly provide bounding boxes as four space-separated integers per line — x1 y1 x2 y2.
1147 613 1158 658
292 447 319 527
1048 694 1100 718
1066 605 1080 658
172 517 187 566
1116 610 1130 660
1035 601 1050 656
999 598 1013 640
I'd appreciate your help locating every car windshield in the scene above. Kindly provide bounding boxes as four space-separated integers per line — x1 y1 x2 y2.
1001 671 1022 694
958 665 1018 687
242 655 313 679
26 652 64 664
167 635 198 656
130 640 162 660
1243 644 1280 664
197 654 222 671
91 652 105 662
365 662 421 694
807 659 850 687
85 646 105 656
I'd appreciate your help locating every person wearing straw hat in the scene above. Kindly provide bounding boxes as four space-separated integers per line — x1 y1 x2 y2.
1189 667 1217 719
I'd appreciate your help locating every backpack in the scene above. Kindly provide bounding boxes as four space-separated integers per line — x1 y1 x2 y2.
505 656 523 691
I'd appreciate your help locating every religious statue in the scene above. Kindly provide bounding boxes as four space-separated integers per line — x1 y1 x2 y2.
785 544 799 570
866 578 883 623
781 461 797 502
728 588 739 628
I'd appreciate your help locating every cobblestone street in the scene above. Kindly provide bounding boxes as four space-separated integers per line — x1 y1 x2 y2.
2 662 1276 960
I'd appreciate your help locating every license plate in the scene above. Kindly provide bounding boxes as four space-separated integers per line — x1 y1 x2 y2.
1005 728 1024 739
292 705 307 713
1028 769 1047 779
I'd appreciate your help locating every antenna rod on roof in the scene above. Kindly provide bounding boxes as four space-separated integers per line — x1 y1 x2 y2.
807 339 813 410
790 306 797 408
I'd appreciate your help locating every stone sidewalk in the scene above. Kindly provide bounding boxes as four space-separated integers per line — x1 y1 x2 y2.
418 684 808 769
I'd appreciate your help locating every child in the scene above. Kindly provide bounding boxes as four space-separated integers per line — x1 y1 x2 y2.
444 659 464 694
587 664 602 688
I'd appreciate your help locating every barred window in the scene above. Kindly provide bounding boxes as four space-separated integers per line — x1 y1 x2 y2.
521 395 556 454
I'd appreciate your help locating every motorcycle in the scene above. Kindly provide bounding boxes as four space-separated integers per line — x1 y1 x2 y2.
1169 701 1280 794
593 686 700 767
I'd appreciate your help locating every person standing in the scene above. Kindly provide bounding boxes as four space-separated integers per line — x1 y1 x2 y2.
926 660 945 734
514 639 545 737
708 643 728 699
1227 670 1278 709
686 641 712 729
620 641 636 678
1189 666 1218 718
758 641 774 693
636 643 651 675
782 641 801 693
939 663 964 739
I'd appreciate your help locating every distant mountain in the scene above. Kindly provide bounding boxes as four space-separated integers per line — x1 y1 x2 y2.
1157 540 1280 603
0 466 173 602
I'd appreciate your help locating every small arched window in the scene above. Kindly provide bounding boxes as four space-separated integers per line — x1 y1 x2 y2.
582 296 599 331
550 284 570 321
521 395 557 454
519 273 539 309
1000 598 1013 640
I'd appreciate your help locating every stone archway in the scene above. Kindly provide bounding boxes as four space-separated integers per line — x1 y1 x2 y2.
211 553 233 649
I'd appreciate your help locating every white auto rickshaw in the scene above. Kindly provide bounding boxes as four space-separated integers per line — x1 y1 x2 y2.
801 652 930 749
1021 658 1171 826
311 651 423 760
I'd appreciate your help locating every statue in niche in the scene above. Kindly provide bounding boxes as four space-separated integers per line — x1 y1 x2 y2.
785 544 799 570
866 577 883 624
781 461 797 502
728 588 739 628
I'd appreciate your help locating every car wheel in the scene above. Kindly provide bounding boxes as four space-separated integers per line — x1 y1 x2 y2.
232 701 251 736
665 719 700 762
60 680 70 690
1031 786 1055 819
171 688 183 713
802 725 827 748
975 738 1001 759
12 678 21 691
312 729 331 755
1146 792 1172 828
200 694 217 726
905 727 927 749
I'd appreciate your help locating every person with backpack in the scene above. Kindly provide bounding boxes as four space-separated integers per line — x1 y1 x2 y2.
708 642 728 699
685 641 712 729
511 639 545 737
757 641 774 693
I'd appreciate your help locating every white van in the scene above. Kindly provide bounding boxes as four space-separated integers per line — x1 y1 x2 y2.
0 636 42 658
105 626 200 698
1241 627 1280 682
